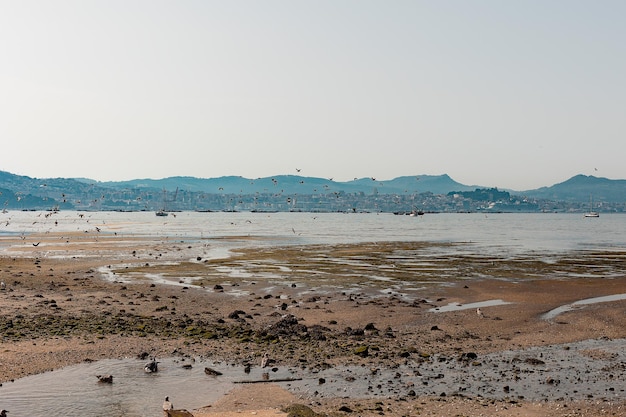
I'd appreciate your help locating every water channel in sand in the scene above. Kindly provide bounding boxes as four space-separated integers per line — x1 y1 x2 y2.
541 293 626 320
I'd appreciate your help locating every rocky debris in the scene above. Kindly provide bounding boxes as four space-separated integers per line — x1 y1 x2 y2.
228 310 247 319
353 345 369 357
523 357 546 365
458 351 478 361
96 374 113 383
282 404 323 417
204 367 223 376
262 314 308 340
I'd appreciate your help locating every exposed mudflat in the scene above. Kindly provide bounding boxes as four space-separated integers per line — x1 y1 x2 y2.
1 233 625 416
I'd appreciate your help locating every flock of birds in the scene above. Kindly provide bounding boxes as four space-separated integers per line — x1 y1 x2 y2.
89 353 271 415
1 169 423 216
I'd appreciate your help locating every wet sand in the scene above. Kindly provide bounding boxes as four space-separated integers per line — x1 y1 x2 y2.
0 233 625 416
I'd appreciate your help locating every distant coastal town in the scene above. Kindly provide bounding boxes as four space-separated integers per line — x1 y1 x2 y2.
1 170 624 214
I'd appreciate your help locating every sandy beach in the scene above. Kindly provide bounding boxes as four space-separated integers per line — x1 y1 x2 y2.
1 231 625 416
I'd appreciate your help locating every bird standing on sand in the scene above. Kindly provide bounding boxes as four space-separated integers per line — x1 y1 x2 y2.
0 410 8 417
261 352 270 368
1 281 5 290
477 308 484 318
163 396 173 416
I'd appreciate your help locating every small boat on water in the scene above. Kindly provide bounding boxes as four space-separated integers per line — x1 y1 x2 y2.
155 210 169 217
584 195 599 218
393 209 425 216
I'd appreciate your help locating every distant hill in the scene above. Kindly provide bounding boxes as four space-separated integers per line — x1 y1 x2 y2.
92 174 476 195
1 170 624 212
521 175 626 203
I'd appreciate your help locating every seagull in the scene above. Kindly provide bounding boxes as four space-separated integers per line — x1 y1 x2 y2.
477 308 484 318
0 281 5 290
0 409 7 417
163 396 173 412
261 352 270 368
144 358 159 373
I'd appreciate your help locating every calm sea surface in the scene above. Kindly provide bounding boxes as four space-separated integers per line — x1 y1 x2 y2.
2 211 625 256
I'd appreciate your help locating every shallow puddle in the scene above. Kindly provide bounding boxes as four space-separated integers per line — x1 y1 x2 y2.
541 293 626 320
2 337 626 416
428 299 511 312
0 357 291 417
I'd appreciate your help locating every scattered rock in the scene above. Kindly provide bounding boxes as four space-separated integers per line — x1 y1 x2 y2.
282 404 323 417
204 367 223 376
353 345 369 357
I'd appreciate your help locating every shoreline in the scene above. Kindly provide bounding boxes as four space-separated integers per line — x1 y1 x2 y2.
1 236 625 416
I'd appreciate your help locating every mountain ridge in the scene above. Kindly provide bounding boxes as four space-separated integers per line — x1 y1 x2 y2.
1 170 624 212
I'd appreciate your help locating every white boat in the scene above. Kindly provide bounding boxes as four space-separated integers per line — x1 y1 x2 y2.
584 195 599 218
155 188 172 216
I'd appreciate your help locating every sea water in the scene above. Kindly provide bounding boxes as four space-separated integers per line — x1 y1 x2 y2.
1 211 624 256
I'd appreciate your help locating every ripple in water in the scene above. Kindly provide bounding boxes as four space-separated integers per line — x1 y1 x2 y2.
0 357 252 417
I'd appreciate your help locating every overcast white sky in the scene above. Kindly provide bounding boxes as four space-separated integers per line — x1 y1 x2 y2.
1 1 624 190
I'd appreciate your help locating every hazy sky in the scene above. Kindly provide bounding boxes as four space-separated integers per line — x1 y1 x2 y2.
1 1 624 190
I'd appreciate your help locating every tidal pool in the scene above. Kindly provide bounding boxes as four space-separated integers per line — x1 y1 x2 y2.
541 293 626 320
2 337 626 416
428 299 511 313
0 357 249 417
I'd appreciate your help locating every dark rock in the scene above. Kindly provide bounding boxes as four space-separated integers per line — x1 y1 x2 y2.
228 310 246 319
204 367 223 376
344 327 365 336
264 314 308 339
525 357 545 365
458 352 478 362
545 376 560 385
96 374 113 383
